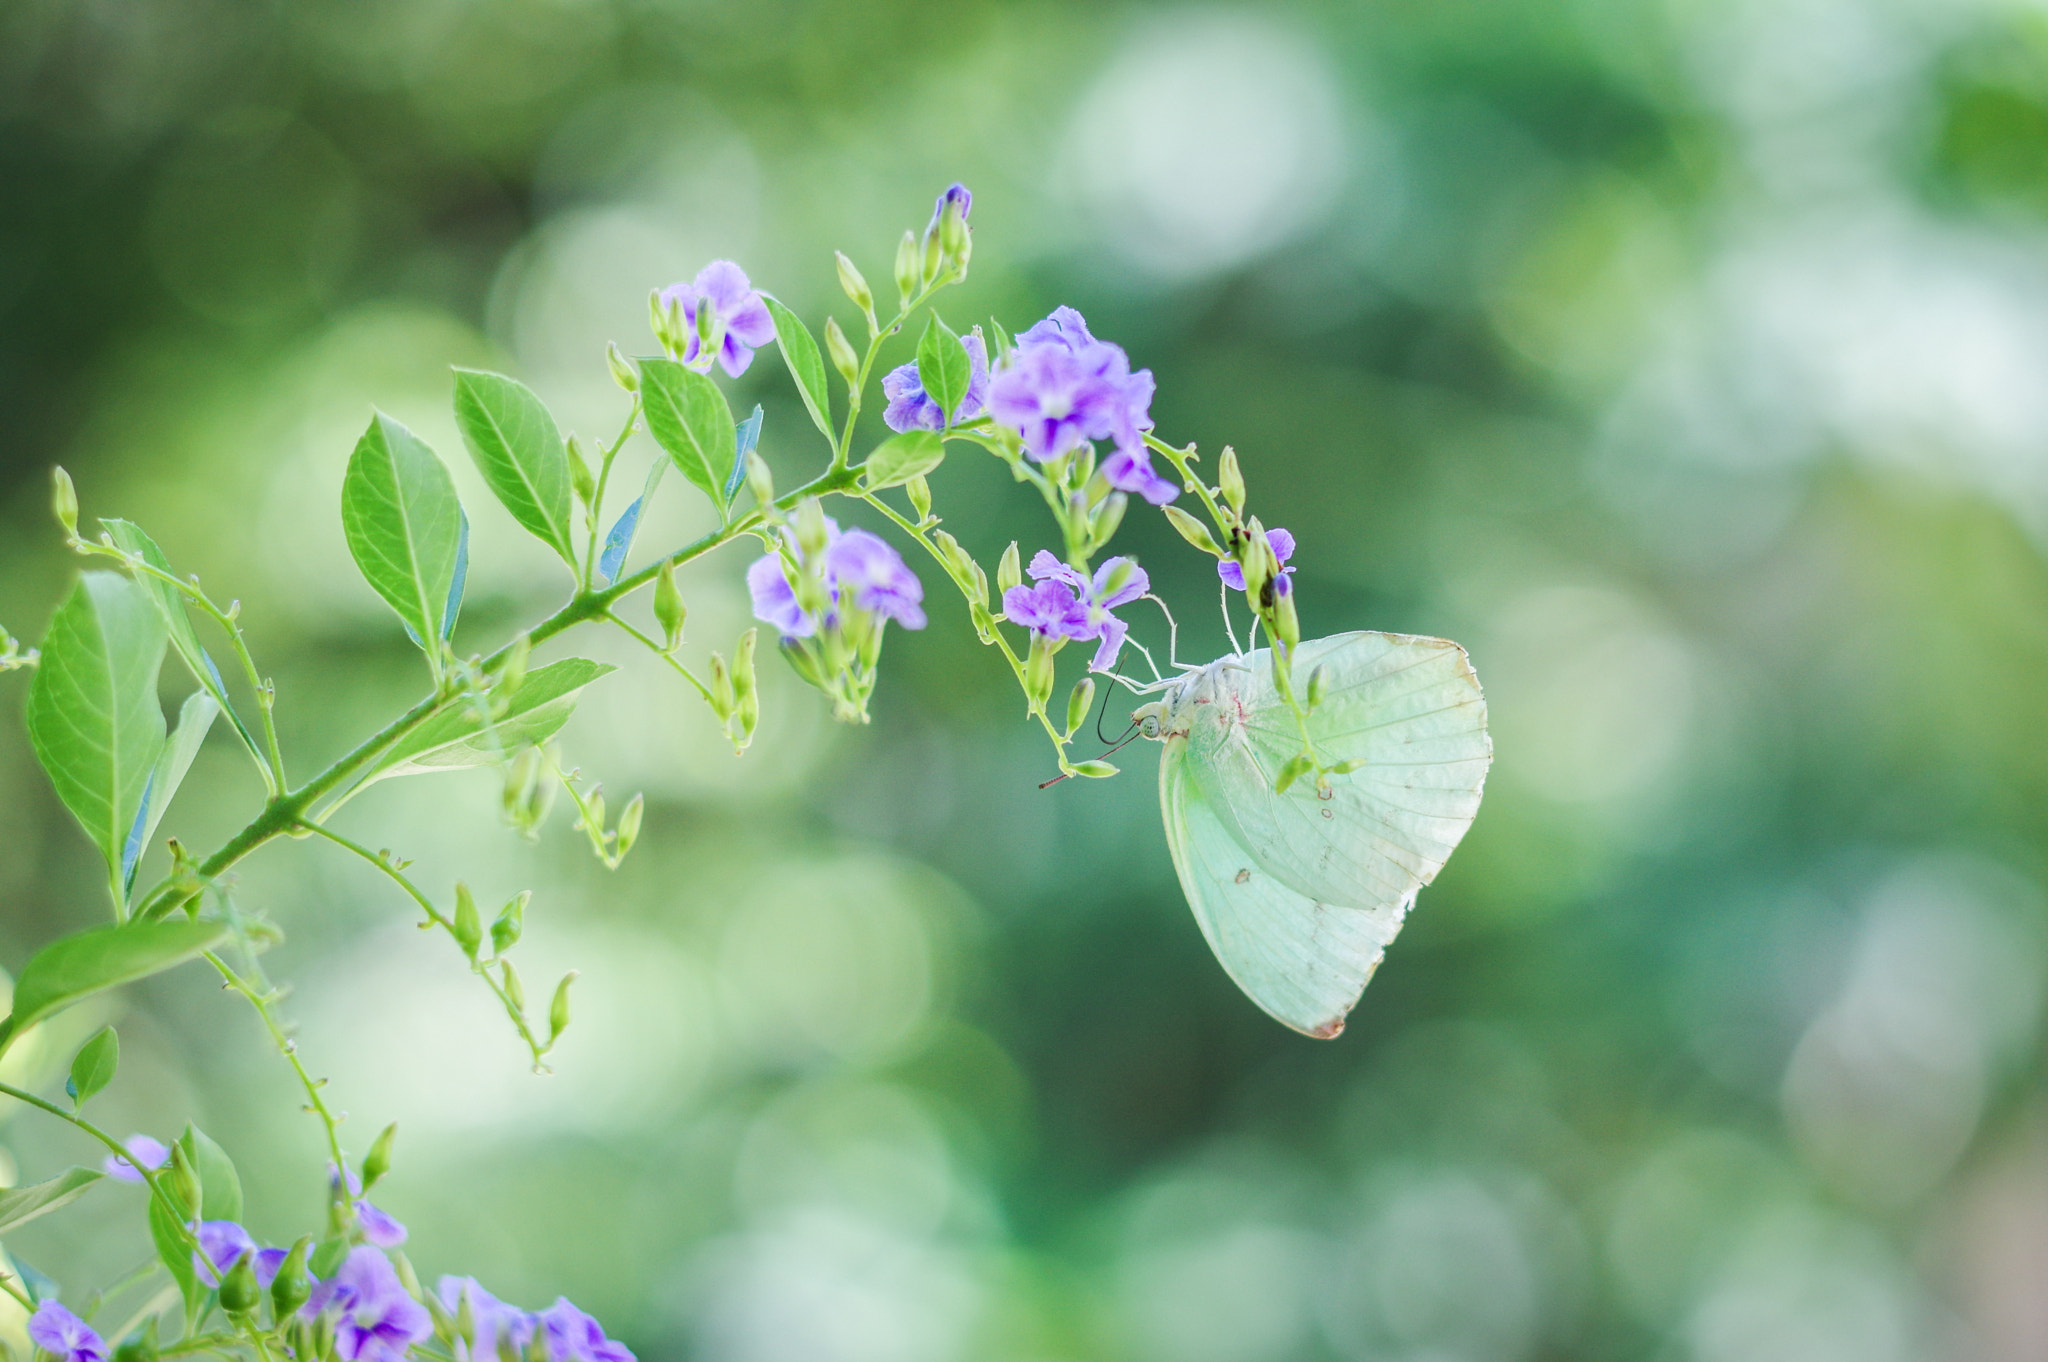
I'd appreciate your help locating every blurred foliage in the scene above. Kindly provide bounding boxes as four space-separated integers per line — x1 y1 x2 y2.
6 0 2048 1360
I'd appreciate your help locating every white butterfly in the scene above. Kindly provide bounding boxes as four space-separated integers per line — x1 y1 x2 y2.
1133 631 1491 1037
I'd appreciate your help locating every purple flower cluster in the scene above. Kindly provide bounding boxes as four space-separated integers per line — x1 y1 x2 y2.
433 1280 633 1362
657 261 776 378
29 1302 106 1362
1219 527 1296 596
986 307 1177 505
334 1165 409 1248
1002 551 1148 671
881 330 990 432
747 519 925 638
305 1248 431 1362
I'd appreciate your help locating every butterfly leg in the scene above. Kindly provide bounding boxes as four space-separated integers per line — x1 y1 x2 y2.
1218 580 1246 658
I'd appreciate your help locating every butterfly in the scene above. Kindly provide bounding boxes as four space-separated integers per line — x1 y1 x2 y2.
1132 631 1491 1038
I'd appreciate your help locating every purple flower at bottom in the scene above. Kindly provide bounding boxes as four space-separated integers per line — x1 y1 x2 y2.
29 1302 106 1362
355 1200 408 1248
1100 442 1178 506
102 1134 169 1183
1002 579 1091 640
303 1248 432 1362
882 330 990 433
747 521 925 638
1002 551 1149 672
538 1298 635 1362
1218 527 1296 597
438 1277 536 1362
657 261 777 378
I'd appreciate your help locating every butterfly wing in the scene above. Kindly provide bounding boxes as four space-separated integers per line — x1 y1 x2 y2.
1160 736 1412 1037
1193 632 1490 911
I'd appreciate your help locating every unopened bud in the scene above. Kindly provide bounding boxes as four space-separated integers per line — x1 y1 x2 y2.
940 202 969 262
504 747 542 820
453 882 481 959
269 1238 313 1318
835 251 874 319
615 793 644 858
1274 589 1301 652
362 1122 398 1190
1217 445 1245 515
498 634 531 698
491 891 528 955
1072 760 1119 778
548 971 578 1046
1066 677 1096 735
218 1251 260 1316
655 560 686 651
694 294 719 354
930 529 971 577
606 343 638 393
1327 757 1368 775
1163 504 1223 557
500 960 524 1013
584 787 605 835
894 230 919 307
1305 665 1328 712
906 473 932 522
166 1143 200 1217
733 628 759 698
648 289 669 345
1025 637 1057 709
745 450 775 508
996 542 1022 597
709 651 735 717
1090 492 1127 550
921 228 943 287
1274 753 1314 795
823 316 859 386
568 436 596 505
52 466 78 537
795 497 829 559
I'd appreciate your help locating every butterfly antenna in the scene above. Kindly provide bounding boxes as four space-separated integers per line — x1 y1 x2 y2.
1095 657 1130 744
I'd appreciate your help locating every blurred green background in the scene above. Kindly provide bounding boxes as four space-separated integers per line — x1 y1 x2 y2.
6 0 2048 1358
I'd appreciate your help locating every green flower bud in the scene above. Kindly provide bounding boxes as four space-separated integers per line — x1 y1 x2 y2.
823 315 859 386
362 1122 398 1190
1072 760 1119 779
548 971 578 1047
491 891 528 955
453 882 482 960
606 343 638 393
1024 636 1058 710
745 450 775 508
1273 753 1315 795
615 793 644 859
795 496 830 559
655 560 686 651
1274 589 1302 653
1327 757 1368 775
1217 444 1245 515
996 542 1022 597
906 474 932 523
52 466 78 537
166 1143 201 1218
694 294 720 353
834 251 875 319
1066 677 1096 736
497 634 531 699
894 230 919 308
733 628 758 697
1089 492 1128 551
1163 504 1223 557
269 1238 314 1318
500 959 524 1013
709 651 735 719
568 436 596 506
1305 665 1328 712
503 747 542 822
218 1251 260 1316
921 228 943 287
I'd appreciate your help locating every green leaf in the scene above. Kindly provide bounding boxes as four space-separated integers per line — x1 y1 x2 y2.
0 920 233 1050
0 1167 102 1234
862 430 947 490
764 296 833 442
27 573 168 887
149 1191 199 1305
353 658 616 788
341 412 464 652
451 369 577 565
178 1125 242 1223
639 360 737 512
915 316 971 426
68 1026 119 1106
125 691 220 891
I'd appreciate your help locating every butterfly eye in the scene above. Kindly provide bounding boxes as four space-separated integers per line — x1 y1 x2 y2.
1140 714 1162 739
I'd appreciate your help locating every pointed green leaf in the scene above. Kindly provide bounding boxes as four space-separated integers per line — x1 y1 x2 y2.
125 691 220 890
149 1191 199 1304
68 1026 119 1107
451 369 577 565
0 920 233 1050
862 430 946 490
355 658 616 787
341 412 464 651
27 573 168 885
915 316 970 426
177 1125 242 1223
0 1167 103 1234
639 360 737 511
764 296 833 442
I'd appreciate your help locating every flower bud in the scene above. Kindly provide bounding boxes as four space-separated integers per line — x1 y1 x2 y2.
648 289 669 345
311 1235 348 1279
1090 492 1128 550
894 231 919 307
52 466 78 537
491 890 528 955
453 882 482 960
362 1122 398 1190
1327 757 1368 775
1217 445 1245 515
166 1143 200 1218
1274 589 1302 653
1066 677 1096 736
548 971 578 1047
709 651 735 718
996 542 1022 597
606 343 638 393
500 959 525 1013
906 474 932 522
568 436 596 506
112 1319 158 1362
921 228 944 287
503 747 542 822
733 628 758 699
218 1251 260 1316
584 787 605 835
1024 636 1058 709
835 251 875 319
269 1238 314 1318
497 634 532 700
930 529 970 578
1237 522 1271 599
694 294 720 356
1072 760 1119 778
779 637 826 690
614 793 644 860
746 450 775 508
655 560 686 651
941 204 969 265
823 316 859 386
1163 505 1223 557
1273 753 1315 795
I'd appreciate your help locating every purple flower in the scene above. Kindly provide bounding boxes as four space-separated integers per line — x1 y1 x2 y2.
438 1278 536 1362
303 1248 432 1362
927 183 972 235
748 521 924 638
103 1134 169 1182
330 1163 408 1247
986 308 1166 500
538 1298 635 1362
882 330 990 432
657 261 777 378
1001 551 1149 671
29 1302 106 1362
1218 527 1296 597
192 1221 294 1289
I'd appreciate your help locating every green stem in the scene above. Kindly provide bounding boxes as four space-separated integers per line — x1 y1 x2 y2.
605 612 715 706
0 1269 31 1310
202 952 347 1182
0 1081 201 1258
580 398 643 590
832 273 955 471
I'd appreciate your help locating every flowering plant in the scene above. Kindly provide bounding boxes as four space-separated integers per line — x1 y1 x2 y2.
0 184 1313 1361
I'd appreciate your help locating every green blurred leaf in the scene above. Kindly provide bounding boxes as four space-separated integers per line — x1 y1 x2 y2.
764 296 833 442
178 1125 241 1223
0 1167 102 1234
863 430 946 490
639 360 736 512
124 692 220 891
451 369 577 565
27 573 168 887
148 1191 199 1306
67 1026 119 1106
0 920 233 1050
341 412 464 652
916 316 970 426
353 658 617 788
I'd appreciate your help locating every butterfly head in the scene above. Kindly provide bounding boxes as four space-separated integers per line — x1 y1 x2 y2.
1131 700 1171 741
